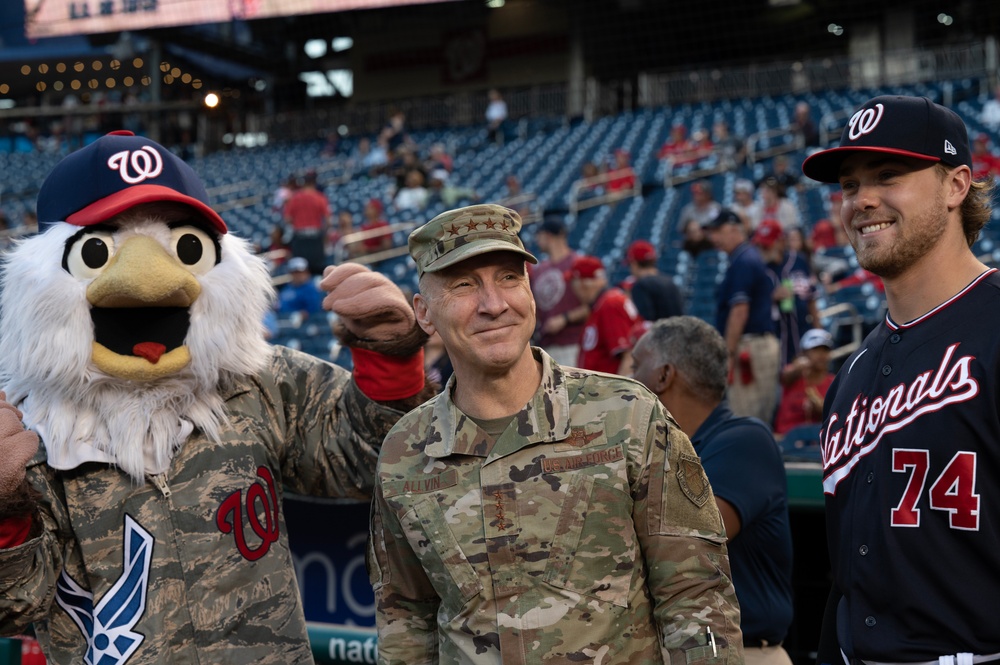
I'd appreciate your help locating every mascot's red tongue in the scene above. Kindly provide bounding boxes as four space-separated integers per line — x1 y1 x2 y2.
133 342 167 363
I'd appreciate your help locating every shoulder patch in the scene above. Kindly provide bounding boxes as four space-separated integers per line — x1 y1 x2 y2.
676 453 711 507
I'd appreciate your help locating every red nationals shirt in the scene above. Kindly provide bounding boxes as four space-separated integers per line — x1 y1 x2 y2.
577 288 642 373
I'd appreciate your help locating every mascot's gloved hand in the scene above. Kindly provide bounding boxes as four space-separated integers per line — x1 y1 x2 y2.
321 264 430 407
0 391 41 548
321 263 419 348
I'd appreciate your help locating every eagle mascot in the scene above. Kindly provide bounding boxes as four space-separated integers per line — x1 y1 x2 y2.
0 131 429 664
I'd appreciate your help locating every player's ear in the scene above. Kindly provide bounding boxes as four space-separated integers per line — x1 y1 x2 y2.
945 165 972 210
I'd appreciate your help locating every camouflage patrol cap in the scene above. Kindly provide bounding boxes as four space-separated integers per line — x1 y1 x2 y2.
408 204 537 276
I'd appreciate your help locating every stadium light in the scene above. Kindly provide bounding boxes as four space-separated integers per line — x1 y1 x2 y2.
937 13 953 26
304 39 327 59
204 92 220 108
331 37 354 52
486 0 504 7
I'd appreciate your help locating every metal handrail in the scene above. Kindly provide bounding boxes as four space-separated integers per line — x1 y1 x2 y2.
816 301 864 361
568 168 641 214
330 221 418 266
746 127 804 166
818 108 855 147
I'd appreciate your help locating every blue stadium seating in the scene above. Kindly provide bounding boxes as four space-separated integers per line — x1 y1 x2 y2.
2 79 990 366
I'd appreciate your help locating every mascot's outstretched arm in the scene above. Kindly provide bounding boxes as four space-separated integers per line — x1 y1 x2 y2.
321 263 434 411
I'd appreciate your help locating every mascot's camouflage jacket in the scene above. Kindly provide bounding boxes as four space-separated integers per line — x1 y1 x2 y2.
369 348 743 665
0 346 398 665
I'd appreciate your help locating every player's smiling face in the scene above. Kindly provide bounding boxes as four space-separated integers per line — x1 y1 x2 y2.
837 153 953 280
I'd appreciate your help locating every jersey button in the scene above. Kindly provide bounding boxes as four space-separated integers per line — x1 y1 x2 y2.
890 333 901 344
859 544 869 556
867 472 874 483
865 616 876 627
881 365 892 376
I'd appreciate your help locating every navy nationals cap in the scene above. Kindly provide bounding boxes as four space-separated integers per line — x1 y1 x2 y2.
802 96 972 183
703 208 743 229
36 130 227 233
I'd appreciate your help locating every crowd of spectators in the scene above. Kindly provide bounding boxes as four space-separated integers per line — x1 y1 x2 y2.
3 95 963 443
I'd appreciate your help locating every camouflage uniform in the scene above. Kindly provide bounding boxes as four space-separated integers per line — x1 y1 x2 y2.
369 347 743 665
0 345 400 665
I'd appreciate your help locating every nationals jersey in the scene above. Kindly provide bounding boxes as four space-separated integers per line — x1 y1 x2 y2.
821 269 1000 661
577 287 642 373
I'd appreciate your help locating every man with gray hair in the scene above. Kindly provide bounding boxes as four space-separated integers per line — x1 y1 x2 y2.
632 316 794 665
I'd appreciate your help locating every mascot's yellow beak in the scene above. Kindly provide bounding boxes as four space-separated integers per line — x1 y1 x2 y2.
87 235 201 381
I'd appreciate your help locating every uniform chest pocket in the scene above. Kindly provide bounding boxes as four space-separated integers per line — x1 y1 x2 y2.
542 472 636 608
399 496 483 619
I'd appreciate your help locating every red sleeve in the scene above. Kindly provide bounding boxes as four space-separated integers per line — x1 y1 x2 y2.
599 291 642 356
0 515 32 549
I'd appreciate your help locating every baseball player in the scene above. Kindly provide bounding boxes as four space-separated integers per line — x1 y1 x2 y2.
802 96 1000 663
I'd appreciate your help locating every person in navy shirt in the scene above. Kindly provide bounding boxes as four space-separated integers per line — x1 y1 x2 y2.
705 208 778 423
632 316 794 665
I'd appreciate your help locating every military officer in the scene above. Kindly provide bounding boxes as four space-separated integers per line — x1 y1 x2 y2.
367 203 743 665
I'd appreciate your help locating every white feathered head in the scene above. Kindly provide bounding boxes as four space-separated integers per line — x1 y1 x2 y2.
0 131 275 482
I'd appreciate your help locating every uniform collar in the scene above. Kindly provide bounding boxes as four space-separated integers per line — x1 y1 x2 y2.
424 347 573 459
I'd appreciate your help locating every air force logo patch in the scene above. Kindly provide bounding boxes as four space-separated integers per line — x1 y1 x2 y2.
56 515 154 665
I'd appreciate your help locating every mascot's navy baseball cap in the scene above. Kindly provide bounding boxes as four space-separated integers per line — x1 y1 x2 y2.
802 96 972 183
36 130 227 234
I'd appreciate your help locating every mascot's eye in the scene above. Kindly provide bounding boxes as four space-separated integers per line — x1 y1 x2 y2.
65 231 115 279
170 225 218 275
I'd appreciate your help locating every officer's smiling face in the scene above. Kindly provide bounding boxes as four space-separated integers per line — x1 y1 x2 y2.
414 251 536 376
837 153 959 279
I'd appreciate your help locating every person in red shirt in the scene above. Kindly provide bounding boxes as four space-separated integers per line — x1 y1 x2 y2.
774 328 836 435
360 198 393 255
606 148 637 197
657 125 695 163
282 170 331 275
971 133 1000 180
569 255 643 374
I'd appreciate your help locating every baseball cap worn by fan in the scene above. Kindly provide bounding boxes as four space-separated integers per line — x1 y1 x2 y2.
753 219 785 248
408 204 537 276
567 255 605 280
36 130 227 234
287 257 309 273
704 208 743 230
626 240 657 263
537 215 567 236
800 328 834 351
801 95 972 183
